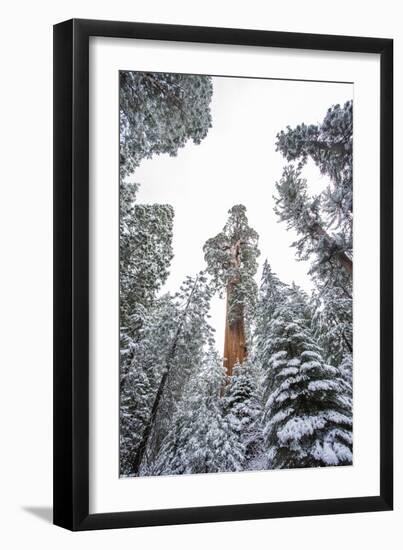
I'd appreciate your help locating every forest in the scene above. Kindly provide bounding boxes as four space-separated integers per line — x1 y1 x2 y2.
119 71 353 476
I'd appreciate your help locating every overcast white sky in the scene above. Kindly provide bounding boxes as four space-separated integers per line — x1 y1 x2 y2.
132 76 353 353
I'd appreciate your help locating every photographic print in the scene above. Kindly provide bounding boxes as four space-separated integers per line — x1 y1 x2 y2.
119 71 353 478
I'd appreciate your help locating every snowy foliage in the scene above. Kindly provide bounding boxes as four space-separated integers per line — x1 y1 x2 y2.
256 272 352 469
273 102 353 462
274 166 352 284
254 261 288 343
120 180 174 329
119 179 176 476
276 101 352 234
274 101 353 285
145 273 217 463
224 362 264 465
311 284 352 366
203 204 260 327
120 71 213 179
120 296 178 475
120 273 217 476
150 351 245 475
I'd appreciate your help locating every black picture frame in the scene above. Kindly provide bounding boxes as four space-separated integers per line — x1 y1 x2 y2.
53 18 393 531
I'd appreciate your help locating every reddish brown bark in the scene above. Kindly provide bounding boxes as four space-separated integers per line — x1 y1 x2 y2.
223 240 247 377
223 285 247 377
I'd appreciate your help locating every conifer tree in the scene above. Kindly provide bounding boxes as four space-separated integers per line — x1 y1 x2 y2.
311 285 352 367
144 273 216 463
255 261 288 337
274 166 352 278
224 361 263 465
119 180 175 396
120 182 175 331
274 101 353 411
256 271 352 469
276 101 352 234
122 273 217 476
152 350 245 475
120 295 179 476
203 205 260 376
119 183 176 476
120 71 213 179
274 101 353 279
338 354 353 388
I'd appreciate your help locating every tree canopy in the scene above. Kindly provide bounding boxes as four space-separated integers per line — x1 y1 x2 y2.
120 71 213 179
203 204 260 324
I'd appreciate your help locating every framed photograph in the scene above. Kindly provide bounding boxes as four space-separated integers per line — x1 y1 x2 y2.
53 19 393 530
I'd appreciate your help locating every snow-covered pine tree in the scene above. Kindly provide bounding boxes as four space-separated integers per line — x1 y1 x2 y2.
273 165 352 279
224 361 263 466
122 272 219 476
120 71 213 179
119 181 175 399
120 181 174 330
273 141 353 382
338 354 353 388
256 271 352 469
274 102 353 370
120 295 179 476
203 205 260 376
311 284 352 368
274 101 353 280
311 279 353 394
152 349 245 475
119 183 176 476
269 103 354 469
144 273 216 464
255 260 288 334
276 100 352 239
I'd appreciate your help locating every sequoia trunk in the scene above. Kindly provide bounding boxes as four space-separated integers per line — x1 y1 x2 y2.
223 282 247 376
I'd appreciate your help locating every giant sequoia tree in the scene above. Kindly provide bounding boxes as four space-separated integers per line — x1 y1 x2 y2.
203 205 260 376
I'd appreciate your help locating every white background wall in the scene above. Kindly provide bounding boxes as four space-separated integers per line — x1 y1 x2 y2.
0 0 400 548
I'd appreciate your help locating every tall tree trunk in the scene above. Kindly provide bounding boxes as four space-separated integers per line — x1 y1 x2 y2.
223 283 247 377
223 239 247 376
